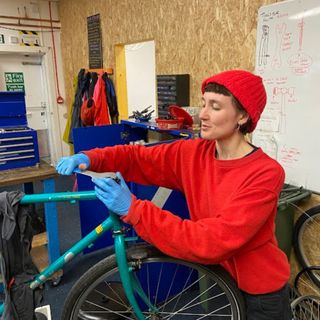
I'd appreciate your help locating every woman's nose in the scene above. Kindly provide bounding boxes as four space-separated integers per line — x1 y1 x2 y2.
199 106 208 119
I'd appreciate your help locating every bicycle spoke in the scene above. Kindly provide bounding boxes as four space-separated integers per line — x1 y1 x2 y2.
150 310 232 317
293 204 320 296
177 292 226 314
146 263 151 304
291 295 320 320
92 288 129 312
196 303 232 319
158 272 207 312
161 276 195 315
169 266 196 314
161 263 179 314
80 300 132 319
154 261 164 306
104 281 128 307
295 271 320 296
163 279 225 319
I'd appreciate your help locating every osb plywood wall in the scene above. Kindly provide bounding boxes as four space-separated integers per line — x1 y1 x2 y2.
59 0 320 290
58 0 278 109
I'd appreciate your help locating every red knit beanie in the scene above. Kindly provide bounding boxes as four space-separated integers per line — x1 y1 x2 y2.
201 70 266 132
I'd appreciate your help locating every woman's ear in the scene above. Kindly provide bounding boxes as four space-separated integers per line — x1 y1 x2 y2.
238 112 250 126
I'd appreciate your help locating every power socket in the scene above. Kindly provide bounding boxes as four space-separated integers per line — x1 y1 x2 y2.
9 36 19 44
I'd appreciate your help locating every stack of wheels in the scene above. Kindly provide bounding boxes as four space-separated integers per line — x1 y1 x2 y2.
293 205 320 297
291 295 320 320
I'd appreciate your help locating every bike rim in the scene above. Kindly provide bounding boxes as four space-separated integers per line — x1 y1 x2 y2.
297 212 320 294
70 257 242 319
291 295 320 320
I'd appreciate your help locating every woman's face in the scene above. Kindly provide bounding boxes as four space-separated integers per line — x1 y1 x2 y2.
200 91 245 141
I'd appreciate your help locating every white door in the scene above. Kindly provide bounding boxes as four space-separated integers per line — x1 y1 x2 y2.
0 53 51 160
125 40 157 118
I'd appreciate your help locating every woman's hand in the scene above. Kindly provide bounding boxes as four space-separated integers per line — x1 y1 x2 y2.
56 153 90 175
92 172 132 216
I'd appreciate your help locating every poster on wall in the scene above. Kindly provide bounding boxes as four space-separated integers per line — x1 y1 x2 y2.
87 14 103 69
5 72 25 91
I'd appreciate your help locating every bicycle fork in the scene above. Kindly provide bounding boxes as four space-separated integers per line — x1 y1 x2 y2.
112 213 159 319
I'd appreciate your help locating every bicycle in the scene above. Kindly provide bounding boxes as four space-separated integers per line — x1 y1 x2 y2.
290 265 320 320
0 190 246 319
290 204 320 320
291 294 320 320
293 205 320 295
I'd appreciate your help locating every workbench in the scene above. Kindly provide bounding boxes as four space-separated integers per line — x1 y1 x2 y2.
0 161 60 266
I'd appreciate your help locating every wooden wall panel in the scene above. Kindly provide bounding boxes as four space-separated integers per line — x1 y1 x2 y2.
59 0 277 109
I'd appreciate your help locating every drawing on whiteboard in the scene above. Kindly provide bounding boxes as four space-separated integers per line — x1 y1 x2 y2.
258 25 270 67
256 109 280 132
279 145 301 168
252 132 278 160
288 17 312 75
272 23 286 69
273 86 295 134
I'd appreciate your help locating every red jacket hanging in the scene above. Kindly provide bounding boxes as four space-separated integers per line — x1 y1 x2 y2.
81 73 111 126
93 74 111 125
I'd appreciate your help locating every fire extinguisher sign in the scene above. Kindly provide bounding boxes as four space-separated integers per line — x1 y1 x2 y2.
5 72 25 92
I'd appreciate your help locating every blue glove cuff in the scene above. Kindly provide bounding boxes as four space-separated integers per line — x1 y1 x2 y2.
76 153 90 168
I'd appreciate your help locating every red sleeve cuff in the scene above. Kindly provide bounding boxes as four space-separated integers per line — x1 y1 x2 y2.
121 194 141 225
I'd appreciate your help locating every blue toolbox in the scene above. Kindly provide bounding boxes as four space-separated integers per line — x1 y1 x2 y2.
0 91 40 171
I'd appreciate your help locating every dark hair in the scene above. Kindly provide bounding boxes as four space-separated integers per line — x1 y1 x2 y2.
204 82 252 134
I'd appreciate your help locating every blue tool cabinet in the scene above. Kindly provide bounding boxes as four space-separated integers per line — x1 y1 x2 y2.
73 120 195 253
0 92 40 171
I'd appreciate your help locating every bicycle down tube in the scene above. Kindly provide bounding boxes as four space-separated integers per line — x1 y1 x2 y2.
0 191 151 320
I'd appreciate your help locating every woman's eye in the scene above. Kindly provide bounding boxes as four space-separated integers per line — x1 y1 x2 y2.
201 101 220 110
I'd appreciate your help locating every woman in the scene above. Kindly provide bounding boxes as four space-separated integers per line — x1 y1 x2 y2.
57 70 292 319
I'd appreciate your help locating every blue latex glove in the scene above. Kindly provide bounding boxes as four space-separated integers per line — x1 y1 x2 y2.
92 172 132 216
56 153 90 175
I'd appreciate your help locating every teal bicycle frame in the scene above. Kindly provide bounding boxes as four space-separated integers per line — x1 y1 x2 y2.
0 191 157 319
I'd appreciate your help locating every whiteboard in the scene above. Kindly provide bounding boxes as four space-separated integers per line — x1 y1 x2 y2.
253 0 320 193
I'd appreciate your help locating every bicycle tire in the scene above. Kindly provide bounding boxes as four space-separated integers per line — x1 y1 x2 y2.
293 205 320 289
61 243 246 319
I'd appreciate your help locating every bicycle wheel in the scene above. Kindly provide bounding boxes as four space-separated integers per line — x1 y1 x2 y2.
293 205 320 290
62 244 246 319
291 295 320 320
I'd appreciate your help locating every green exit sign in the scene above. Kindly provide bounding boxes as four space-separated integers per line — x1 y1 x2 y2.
5 72 25 92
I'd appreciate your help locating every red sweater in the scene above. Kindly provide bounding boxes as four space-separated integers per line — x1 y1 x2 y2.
84 138 290 294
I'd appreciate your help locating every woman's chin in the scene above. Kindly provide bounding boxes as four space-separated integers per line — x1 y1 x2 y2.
200 130 213 140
